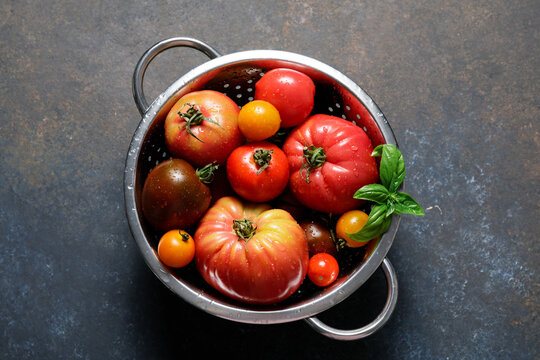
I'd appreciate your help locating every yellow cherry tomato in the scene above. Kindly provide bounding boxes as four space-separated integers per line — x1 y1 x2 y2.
157 230 195 268
336 210 370 248
238 100 281 141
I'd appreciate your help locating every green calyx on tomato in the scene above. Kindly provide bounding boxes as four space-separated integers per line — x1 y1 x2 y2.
348 144 424 242
179 103 222 143
253 148 273 175
233 218 257 241
179 231 190 242
195 161 219 185
300 145 326 183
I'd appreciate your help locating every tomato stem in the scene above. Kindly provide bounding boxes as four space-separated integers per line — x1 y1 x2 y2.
179 231 190 242
300 145 326 183
178 103 223 143
320 213 345 251
195 161 219 185
253 148 273 175
233 218 257 242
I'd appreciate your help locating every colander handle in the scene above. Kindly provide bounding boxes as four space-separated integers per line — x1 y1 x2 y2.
304 257 398 341
132 37 222 115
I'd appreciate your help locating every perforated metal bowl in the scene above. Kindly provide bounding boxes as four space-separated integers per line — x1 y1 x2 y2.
124 37 400 340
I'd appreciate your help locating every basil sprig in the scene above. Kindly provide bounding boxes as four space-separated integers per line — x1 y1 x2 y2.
348 144 424 242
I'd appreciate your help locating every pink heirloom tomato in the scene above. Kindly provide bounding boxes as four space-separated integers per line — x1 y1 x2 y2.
164 90 244 167
194 196 309 305
283 114 379 214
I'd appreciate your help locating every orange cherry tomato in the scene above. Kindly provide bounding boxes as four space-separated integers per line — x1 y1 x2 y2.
238 100 281 141
336 210 371 248
157 230 195 268
307 253 339 287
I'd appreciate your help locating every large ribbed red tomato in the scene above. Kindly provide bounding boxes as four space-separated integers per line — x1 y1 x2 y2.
194 196 308 305
164 90 244 167
283 114 379 214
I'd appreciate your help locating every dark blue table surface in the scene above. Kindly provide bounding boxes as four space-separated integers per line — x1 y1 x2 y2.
1 1 538 359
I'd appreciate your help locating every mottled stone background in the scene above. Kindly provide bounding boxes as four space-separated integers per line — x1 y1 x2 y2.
0 0 538 359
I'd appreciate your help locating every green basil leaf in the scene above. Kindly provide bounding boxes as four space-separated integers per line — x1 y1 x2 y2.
379 213 393 234
381 145 405 193
372 145 406 192
393 192 425 215
371 145 385 157
353 183 390 204
346 204 390 242
385 202 396 217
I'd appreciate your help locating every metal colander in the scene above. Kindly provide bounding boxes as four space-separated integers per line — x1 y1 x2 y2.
124 37 400 340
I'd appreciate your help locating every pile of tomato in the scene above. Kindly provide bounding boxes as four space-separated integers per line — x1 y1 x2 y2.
141 68 382 305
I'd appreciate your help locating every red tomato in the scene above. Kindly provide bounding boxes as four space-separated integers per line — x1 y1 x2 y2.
255 68 315 128
283 114 379 214
164 90 244 167
308 253 339 287
226 142 289 202
194 196 309 305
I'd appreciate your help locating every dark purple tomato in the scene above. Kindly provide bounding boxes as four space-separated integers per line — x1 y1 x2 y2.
300 220 338 257
142 159 212 232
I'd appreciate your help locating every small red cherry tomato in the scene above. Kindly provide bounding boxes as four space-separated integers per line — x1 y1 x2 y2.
226 142 289 202
157 230 195 268
255 68 315 128
307 253 339 287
